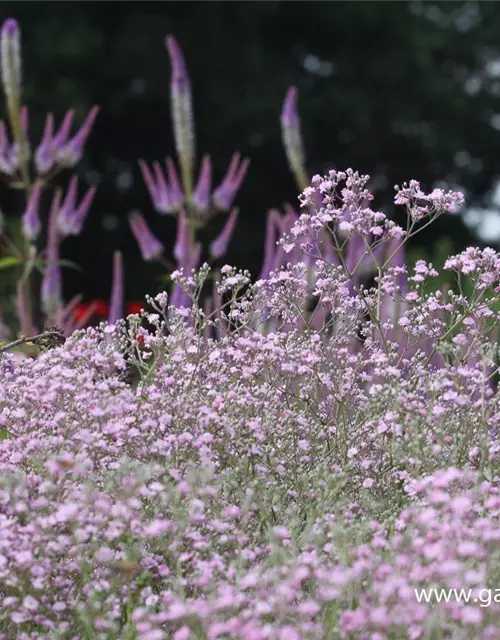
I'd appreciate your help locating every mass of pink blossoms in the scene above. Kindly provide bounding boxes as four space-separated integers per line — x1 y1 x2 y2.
1 168 500 638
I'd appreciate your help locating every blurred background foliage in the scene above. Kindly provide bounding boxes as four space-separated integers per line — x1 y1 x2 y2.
0 0 499 307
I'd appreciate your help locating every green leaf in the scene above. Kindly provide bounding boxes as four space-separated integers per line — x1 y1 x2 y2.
0 256 23 270
35 258 83 273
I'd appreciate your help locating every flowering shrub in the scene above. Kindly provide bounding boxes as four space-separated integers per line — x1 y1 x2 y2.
2 156 500 639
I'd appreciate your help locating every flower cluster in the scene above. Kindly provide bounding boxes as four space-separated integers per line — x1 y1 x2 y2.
1 165 500 636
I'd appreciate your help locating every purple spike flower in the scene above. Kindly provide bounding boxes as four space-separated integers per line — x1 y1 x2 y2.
166 35 195 186
35 113 54 174
213 152 249 211
1 19 21 102
22 180 42 242
129 210 164 261
57 106 99 168
193 155 212 214
281 86 308 191
108 251 124 325
210 207 238 259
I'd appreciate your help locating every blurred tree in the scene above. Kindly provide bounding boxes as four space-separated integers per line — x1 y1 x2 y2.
0 0 497 304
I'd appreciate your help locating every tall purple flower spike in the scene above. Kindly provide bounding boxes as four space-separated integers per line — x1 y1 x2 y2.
0 19 21 102
166 35 195 184
213 152 249 211
210 207 239 259
129 210 164 262
56 176 96 237
21 180 42 242
193 155 212 214
281 86 308 191
108 250 124 325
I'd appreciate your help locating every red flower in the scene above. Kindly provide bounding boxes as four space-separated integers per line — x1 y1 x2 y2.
74 298 109 322
126 301 146 315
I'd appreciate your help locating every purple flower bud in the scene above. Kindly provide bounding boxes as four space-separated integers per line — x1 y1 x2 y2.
35 113 54 174
1 19 21 101
22 180 42 242
129 210 164 262
166 36 195 183
213 152 249 211
108 250 124 325
210 207 238 259
193 155 212 215
281 86 308 191
57 106 99 168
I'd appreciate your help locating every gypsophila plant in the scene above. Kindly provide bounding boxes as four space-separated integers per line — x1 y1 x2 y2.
2 162 500 638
